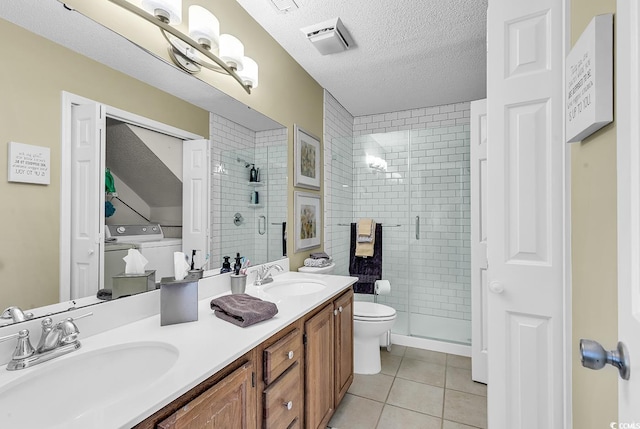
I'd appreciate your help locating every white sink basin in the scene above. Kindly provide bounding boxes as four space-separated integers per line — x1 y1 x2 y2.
263 279 327 297
0 341 179 428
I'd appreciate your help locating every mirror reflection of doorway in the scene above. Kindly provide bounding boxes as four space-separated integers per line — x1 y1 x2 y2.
104 118 184 290
61 93 206 301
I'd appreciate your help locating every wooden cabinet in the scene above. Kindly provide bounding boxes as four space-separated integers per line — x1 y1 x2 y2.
134 287 353 429
263 362 302 428
259 324 303 429
304 303 335 429
333 289 354 406
304 288 354 429
157 360 256 429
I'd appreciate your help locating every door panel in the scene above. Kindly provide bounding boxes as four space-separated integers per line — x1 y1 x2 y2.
182 139 210 269
487 0 566 427
471 99 488 383
70 103 102 299
617 0 640 418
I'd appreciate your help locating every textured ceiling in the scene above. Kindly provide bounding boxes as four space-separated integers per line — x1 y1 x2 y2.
236 0 488 116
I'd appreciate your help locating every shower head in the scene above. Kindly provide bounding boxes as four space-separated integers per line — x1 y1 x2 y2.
236 157 253 168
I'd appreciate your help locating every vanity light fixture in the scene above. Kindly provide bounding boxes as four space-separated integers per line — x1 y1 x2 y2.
108 0 259 93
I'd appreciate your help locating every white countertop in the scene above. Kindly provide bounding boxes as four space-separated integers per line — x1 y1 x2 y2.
0 271 356 429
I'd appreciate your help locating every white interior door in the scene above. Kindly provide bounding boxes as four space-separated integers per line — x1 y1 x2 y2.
486 0 567 427
470 99 488 384
182 139 211 270
70 102 104 299
617 0 640 418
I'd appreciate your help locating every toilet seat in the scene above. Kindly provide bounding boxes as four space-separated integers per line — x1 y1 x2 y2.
353 302 396 321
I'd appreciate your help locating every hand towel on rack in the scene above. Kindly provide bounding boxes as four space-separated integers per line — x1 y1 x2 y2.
357 219 375 243
358 218 375 237
349 223 383 294
355 219 376 257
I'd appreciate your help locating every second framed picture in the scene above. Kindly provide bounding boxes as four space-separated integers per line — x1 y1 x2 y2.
294 125 321 190
294 192 321 251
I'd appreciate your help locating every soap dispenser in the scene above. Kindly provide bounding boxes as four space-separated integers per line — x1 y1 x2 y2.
220 256 232 274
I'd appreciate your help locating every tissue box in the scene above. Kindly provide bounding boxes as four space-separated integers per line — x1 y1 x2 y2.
160 277 199 326
112 270 156 299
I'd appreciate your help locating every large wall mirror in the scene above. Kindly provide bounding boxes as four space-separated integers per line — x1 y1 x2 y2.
0 1 287 325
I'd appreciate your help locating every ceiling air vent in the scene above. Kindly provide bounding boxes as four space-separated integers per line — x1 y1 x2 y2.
300 17 353 55
269 0 299 13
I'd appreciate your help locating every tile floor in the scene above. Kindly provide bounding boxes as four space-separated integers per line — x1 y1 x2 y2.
328 346 487 429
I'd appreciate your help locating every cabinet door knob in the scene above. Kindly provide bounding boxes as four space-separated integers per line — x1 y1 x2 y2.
283 401 293 410
338 306 343 313
287 350 294 360
334 309 338 316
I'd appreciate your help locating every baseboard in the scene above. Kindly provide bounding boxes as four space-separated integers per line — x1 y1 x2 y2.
390 333 471 357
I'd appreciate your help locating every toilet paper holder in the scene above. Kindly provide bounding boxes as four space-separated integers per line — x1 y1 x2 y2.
373 280 391 303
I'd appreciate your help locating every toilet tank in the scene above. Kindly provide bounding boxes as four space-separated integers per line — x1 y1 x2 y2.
297 262 336 274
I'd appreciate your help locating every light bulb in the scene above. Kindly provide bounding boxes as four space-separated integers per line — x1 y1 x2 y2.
188 5 219 50
219 34 245 71
238 57 259 89
141 0 182 24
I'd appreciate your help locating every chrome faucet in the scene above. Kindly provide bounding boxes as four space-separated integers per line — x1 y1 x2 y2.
254 263 284 286
0 312 92 371
1 306 34 324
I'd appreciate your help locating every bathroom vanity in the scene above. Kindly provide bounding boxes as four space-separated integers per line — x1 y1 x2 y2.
0 268 355 429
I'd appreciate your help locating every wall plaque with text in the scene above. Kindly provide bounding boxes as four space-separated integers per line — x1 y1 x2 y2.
566 14 613 143
7 142 51 185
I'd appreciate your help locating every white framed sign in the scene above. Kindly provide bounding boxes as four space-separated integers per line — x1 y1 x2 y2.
7 142 51 185
566 13 613 143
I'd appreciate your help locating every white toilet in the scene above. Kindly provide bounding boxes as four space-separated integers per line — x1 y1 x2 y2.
298 263 397 375
297 262 336 274
353 301 396 374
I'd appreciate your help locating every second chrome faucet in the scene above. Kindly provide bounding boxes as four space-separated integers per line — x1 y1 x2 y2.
254 264 284 286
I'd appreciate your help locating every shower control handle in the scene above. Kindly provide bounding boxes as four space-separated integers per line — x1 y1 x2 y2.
489 281 505 294
415 216 420 240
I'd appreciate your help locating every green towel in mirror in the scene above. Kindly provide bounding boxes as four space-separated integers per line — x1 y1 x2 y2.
105 168 116 194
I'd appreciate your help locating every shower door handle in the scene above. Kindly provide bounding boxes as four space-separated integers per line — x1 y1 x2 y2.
258 216 266 235
415 216 420 240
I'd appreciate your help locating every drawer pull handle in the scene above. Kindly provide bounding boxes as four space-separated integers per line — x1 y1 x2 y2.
284 401 293 410
287 350 294 359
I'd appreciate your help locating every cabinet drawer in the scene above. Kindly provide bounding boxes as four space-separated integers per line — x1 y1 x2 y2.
263 328 301 384
263 362 302 429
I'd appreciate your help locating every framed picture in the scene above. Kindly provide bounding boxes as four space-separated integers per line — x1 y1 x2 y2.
294 191 321 252
294 125 321 190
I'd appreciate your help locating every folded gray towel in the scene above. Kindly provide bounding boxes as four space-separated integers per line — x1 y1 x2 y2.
304 257 333 267
310 251 330 259
210 294 278 327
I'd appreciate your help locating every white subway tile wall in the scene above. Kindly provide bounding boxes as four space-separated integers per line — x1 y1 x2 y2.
323 91 354 276
209 114 287 269
324 98 471 322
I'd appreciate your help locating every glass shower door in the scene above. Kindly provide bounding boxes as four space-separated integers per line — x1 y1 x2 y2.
352 131 411 335
408 125 471 345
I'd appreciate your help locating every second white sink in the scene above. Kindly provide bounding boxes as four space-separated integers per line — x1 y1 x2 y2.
263 279 327 297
